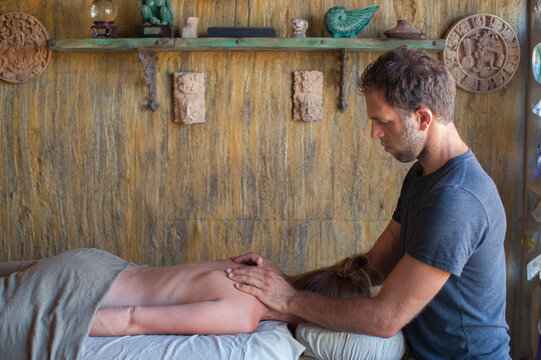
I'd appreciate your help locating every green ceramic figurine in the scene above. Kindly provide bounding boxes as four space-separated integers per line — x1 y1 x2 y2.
324 5 379 38
141 0 174 26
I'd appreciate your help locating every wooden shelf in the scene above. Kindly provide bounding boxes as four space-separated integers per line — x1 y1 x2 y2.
46 37 445 53
46 37 446 112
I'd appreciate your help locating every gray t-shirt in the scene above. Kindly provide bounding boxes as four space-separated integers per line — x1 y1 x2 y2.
392 150 510 359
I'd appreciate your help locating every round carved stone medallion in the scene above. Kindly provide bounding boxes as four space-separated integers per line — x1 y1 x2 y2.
0 12 51 83
443 14 520 93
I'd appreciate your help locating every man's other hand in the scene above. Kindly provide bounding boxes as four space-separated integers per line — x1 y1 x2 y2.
226 265 297 314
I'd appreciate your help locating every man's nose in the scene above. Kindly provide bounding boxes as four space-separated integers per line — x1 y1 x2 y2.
371 121 384 139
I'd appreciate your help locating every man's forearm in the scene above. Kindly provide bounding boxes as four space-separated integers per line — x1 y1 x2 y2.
287 291 397 338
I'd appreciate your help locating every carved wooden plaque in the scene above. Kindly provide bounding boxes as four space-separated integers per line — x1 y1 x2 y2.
443 14 520 93
0 12 51 83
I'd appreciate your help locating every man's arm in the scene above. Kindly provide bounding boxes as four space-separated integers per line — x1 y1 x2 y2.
364 219 402 281
228 249 450 337
287 254 450 337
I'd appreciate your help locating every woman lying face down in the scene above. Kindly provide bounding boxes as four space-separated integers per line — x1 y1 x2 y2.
90 254 382 336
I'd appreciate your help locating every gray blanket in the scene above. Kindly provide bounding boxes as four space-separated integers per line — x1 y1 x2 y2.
0 248 131 360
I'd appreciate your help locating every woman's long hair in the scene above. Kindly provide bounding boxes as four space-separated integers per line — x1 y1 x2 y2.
291 254 383 298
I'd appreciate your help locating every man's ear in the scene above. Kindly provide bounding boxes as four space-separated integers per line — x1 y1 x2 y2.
415 107 434 131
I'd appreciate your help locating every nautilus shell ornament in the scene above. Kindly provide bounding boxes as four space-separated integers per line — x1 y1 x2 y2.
324 5 379 38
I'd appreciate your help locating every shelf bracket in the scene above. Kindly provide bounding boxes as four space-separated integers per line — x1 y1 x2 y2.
338 49 348 113
137 49 159 111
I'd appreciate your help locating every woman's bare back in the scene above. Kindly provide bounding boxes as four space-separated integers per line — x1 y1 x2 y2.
91 258 299 335
100 259 248 308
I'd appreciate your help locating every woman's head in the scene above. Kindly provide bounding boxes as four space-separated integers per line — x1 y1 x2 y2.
292 254 383 299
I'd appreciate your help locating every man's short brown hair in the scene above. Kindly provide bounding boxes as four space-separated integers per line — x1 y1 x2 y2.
358 46 456 124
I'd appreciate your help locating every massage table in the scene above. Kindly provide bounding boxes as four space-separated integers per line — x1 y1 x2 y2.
0 249 404 360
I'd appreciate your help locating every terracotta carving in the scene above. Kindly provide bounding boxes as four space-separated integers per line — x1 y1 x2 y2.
173 72 206 124
291 18 308 38
181 17 199 38
0 12 51 83
293 70 323 122
443 14 520 93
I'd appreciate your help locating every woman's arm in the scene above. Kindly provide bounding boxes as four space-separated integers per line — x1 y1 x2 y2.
90 306 134 336
89 298 264 336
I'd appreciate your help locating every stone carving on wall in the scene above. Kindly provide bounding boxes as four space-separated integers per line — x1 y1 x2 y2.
0 12 51 83
173 72 205 124
293 70 323 122
443 14 520 93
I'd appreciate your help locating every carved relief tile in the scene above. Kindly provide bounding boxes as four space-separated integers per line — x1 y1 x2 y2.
293 70 323 122
173 72 205 124
443 14 520 93
0 12 51 83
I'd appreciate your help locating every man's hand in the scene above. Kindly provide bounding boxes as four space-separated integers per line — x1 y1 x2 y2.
230 252 289 281
226 264 297 314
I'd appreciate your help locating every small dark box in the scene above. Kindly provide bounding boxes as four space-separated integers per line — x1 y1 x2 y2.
207 27 276 38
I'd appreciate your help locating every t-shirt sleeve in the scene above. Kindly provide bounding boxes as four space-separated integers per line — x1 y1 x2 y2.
406 186 488 276
392 165 419 224
392 197 402 224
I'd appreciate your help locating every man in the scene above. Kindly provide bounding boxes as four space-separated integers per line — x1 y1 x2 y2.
227 46 510 359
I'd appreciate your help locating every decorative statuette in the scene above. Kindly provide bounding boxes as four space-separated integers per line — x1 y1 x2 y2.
135 0 178 37
174 72 206 124
291 18 308 38
443 14 520 93
0 12 51 83
324 5 379 38
141 0 173 25
293 71 323 122
182 17 199 38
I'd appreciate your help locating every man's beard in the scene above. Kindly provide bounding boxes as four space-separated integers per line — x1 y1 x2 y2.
394 116 424 163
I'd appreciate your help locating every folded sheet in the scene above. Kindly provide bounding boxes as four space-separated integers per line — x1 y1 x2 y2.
0 248 131 360
83 321 306 360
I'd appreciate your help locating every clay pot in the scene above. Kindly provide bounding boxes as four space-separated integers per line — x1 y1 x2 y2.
384 19 424 39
